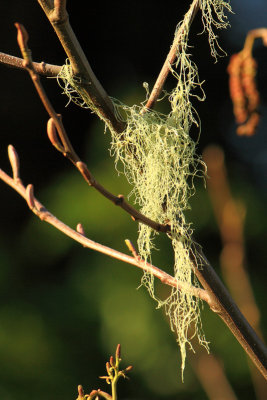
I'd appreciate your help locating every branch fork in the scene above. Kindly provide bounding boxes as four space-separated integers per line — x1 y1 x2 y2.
0 0 266 381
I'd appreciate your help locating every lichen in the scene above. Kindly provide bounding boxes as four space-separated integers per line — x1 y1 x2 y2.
56 0 231 378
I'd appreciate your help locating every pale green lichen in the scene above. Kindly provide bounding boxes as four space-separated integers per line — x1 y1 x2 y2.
56 0 231 378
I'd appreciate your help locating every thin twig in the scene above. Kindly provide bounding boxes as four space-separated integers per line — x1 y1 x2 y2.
1 147 267 379
143 0 200 111
13 18 267 381
4 3 267 381
0 51 60 76
125 239 208 302
37 0 125 134
0 146 208 304
14 23 170 233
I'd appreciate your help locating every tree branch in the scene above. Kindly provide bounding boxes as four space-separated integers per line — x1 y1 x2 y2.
2 0 267 382
12 17 267 381
0 51 61 76
143 0 200 111
37 0 125 134
14 23 170 234
1 145 267 379
0 145 208 304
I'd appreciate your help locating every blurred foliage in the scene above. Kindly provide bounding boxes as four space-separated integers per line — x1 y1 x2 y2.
0 1 266 400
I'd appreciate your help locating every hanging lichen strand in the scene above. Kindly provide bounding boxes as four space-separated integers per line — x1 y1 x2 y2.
57 0 231 377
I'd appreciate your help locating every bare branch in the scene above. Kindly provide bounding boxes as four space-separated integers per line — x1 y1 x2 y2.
1 145 267 379
0 52 61 76
0 150 206 303
14 24 170 233
2 2 267 383
11 22 267 380
143 0 200 111
37 0 125 134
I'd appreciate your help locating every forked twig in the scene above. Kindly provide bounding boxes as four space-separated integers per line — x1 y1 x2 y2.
37 0 125 134
0 145 208 304
1 0 267 382
1 144 267 379
15 22 170 234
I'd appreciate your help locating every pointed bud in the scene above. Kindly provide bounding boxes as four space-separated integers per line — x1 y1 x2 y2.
8 145 20 181
115 344 121 359
125 240 139 259
26 184 35 210
76 223 85 236
47 118 64 152
77 385 84 399
116 194 124 205
106 362 111 374
76 161 93 184
109 356 115 367
14 23 29 51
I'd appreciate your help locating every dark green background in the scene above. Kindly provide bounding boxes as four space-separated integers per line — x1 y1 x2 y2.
0 1 266 399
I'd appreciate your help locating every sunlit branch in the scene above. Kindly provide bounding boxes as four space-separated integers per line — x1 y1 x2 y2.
0 145 207 304
143 0 200 111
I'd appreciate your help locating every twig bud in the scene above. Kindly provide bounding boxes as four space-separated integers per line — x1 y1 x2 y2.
26 184 35 210
106 361 111 374
109 355 115 367
76 223 85 236
115 344 121 359
8 145 20 181
77 385 84 399
47 118 64 152
14 23 29 51
76 161 93 184
125 240 139 260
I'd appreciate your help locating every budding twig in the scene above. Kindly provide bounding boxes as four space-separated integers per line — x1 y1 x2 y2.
14 23 170 234
0 146 207 305
37 0 125 134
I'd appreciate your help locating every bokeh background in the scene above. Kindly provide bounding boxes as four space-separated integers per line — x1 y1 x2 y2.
0 1 266 399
